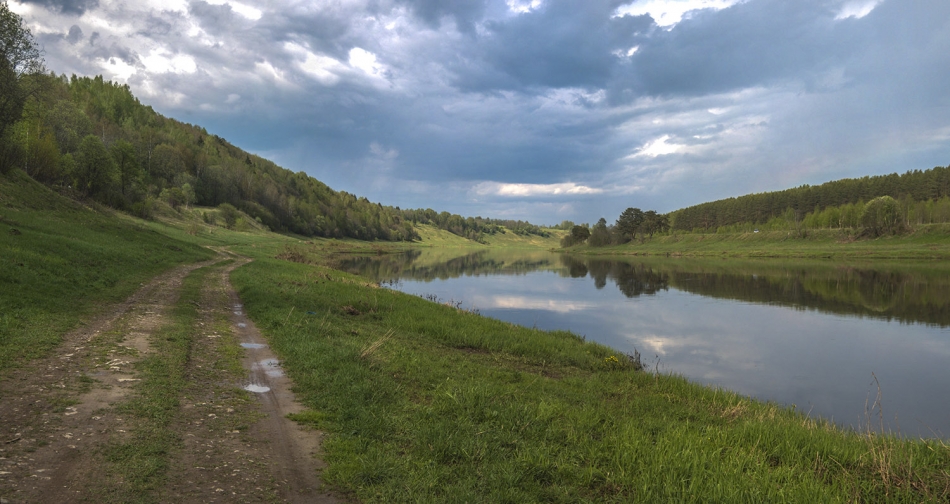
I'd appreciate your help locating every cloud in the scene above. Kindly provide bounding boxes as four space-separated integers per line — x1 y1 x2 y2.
18 0 97 16
285 42 345 85
141 48 197 74
506 0 544 15
398 0 487 34
473 181 604 198
14 0 950 226
834 0 882 20
614 0 744 28
202 0 262 21
65 24 82 44
630 135 684 158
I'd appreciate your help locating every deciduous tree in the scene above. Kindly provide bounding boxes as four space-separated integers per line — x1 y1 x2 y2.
0 1 45 140
74 134 117 199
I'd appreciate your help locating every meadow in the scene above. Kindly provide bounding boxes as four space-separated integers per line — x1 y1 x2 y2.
3 171 950 502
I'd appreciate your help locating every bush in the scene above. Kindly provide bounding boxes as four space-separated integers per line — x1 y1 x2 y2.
861 196 903 236
218 202 239 229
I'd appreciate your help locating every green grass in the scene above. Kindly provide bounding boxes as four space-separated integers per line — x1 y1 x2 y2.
0 170 213 373
232 255 950 503
5 167 950 501
567 226 950 259
402 223 565 249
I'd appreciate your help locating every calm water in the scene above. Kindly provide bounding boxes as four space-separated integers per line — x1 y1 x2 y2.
336 249 950 438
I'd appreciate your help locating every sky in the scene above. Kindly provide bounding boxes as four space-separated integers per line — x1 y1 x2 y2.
9 0 950 224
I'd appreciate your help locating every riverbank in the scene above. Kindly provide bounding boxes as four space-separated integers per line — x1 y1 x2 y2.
3 173 949 502
561 225 950 259
231 244 950 502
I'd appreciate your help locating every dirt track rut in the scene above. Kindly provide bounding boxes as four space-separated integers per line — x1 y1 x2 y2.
0 252 341 503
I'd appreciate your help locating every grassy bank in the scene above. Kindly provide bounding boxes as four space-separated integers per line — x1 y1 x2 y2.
0 171 213 373
232 254 950 502
565 226 950 259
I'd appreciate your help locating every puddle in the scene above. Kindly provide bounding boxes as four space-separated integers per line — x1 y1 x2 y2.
234 304 243 309
259 358 283 378
236 322 247 328
240 342 266 349
234 311 243 316
244 384 271 393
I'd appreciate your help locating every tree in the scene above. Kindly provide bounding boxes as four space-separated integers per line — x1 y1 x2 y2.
571 224 590 242
615 207 644 241
150 143 184 182
74 134 117 199
181 182 196 209
560 224 590 247
0 1 45 140
589 217 611 247
641 210 669 238
111 139 142 198
160 186 185 209
218 202 239 228
861 195 903 236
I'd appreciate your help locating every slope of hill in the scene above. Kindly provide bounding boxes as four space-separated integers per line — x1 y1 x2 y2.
1 70 551 243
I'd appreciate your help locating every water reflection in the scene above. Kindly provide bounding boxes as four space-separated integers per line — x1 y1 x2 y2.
338 250 950 327
335 249 950 437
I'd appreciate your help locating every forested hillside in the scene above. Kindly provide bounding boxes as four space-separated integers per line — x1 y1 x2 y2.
0 3 553 243
670 167 950 232
1 71 423 240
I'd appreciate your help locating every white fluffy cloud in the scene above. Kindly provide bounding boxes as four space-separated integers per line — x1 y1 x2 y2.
474 182 604 198
614 0 744 28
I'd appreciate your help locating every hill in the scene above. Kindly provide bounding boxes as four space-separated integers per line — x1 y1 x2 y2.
668 167 950 232
0 6 551 245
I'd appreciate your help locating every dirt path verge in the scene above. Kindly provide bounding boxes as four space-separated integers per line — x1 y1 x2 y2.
0 252 343 503
0 258 219 503
160 256 339 503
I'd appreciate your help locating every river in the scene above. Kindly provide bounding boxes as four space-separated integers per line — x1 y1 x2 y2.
334 248 950 438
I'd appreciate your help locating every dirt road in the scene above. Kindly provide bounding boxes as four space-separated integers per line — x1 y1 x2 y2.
0 252 341 503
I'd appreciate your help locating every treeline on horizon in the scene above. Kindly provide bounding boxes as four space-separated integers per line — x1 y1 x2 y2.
669 167 950 233
563 166 950 249
0 5 551 243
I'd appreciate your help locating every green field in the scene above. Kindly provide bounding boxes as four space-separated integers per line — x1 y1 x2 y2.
3 170 950 502
564 226 950 259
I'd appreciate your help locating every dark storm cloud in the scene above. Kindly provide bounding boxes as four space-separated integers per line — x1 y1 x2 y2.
19 0 97 15
65 24 82 44
138 13 175 37
451 1 652 92
15 0 950 224
399 0 487 34
615 0 845 100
